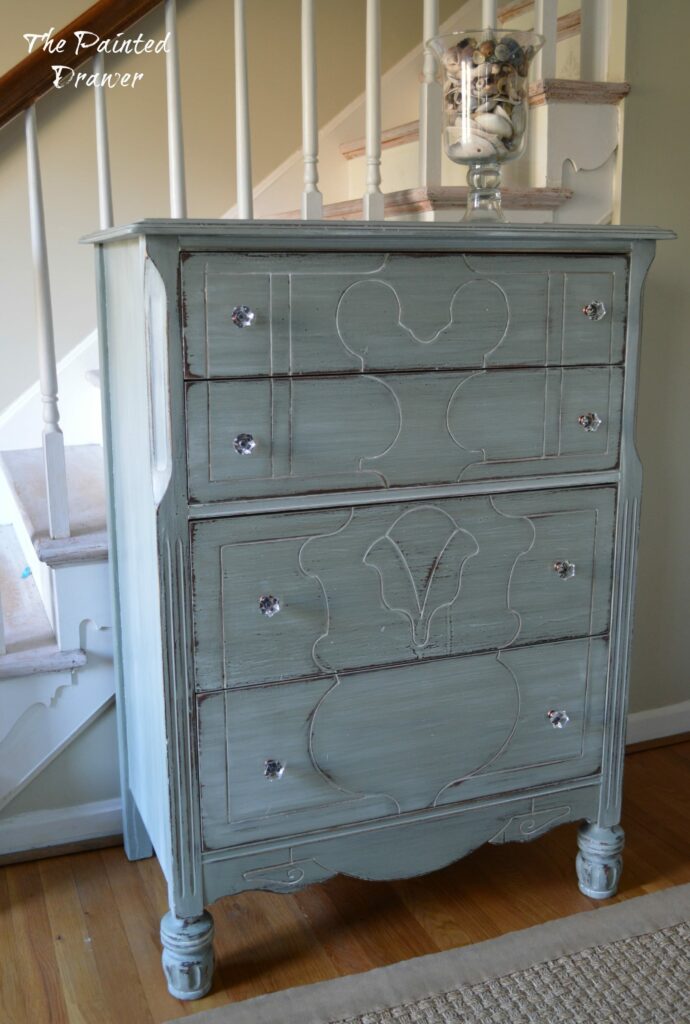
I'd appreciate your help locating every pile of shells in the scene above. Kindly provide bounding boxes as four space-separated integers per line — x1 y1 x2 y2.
441 35 535 162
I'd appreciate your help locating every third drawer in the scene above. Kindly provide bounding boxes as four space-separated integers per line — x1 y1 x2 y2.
191 485 616 691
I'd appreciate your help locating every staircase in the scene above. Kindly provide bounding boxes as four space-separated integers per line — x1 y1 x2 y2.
0 0 630 855
0 441 113 823
237 1 627 225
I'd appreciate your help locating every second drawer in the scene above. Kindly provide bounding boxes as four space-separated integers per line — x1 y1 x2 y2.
187 367 624 502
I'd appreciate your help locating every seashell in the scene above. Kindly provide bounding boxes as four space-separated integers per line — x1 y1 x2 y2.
442 41 475 79
510 102 526 135
472 125 509 156
479 40 495 58
472 50 485 64
472 64 499 97
506 76 526 102
474 111 514 139
475 97 498 113
494 43 510 62
501 37 525 65
447 130 500 160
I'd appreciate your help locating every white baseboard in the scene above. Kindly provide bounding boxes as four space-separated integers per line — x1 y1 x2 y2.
0 797 122 857
626 700 690 746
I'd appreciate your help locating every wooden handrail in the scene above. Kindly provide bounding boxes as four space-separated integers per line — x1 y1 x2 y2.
0 0 164 131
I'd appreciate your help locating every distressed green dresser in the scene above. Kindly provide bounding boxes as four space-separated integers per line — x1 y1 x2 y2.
89 221 671 1000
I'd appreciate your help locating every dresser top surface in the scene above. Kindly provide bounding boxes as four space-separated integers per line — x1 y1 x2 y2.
83 219 675 251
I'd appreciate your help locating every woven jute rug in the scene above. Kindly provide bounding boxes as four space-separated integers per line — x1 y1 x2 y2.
176 883 690 1024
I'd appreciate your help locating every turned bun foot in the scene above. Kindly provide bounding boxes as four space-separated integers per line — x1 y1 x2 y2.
576 823 624 899
160 909 214 1000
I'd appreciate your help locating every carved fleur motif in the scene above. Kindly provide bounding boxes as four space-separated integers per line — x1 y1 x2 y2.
364 506 479 647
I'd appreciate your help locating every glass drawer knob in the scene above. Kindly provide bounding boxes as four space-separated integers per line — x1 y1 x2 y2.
547 709 570 729
582 301 606 321
578 412 602 432
264 758 285 780
553 559 576 580
259 594 281 617
233 432 256 455
231 304 255 328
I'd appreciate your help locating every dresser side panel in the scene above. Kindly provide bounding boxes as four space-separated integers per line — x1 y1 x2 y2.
598 239 658 826
98 239 172 877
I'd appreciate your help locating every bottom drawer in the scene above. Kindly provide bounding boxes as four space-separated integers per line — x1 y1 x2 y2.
198 636 607 851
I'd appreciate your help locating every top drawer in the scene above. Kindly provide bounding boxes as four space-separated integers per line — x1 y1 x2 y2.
181 251 627 379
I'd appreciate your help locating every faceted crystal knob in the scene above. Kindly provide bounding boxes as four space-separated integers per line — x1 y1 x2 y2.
553 559 576 580
547 709 570 729
259 594 281 617
578 412 602 433
233 432 256 455
582 301 606 321
264 758 285 780
231 304 255 328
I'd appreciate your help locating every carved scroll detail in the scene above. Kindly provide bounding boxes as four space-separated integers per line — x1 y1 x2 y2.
363 505 479 647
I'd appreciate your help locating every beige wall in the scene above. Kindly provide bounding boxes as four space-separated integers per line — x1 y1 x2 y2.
621 0 690 713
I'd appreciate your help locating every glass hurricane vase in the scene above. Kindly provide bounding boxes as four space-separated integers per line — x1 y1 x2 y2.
428 30 544 222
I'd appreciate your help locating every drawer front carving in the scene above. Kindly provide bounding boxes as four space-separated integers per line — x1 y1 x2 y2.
197 636 607 849
187 367 623 502
181 252 626 378
191 487 615 690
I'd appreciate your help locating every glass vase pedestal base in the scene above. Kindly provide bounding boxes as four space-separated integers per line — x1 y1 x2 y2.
464 162 506 222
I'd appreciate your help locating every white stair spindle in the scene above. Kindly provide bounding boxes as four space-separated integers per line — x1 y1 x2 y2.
419 0 441 189
0 594 6 656
580 0 610 81
300 0 323 219
93 54 114 230
363 0 384 220
482 0 497 28
534 0 558 81
165 0 187 218
234 0 253 219
25 106 70 540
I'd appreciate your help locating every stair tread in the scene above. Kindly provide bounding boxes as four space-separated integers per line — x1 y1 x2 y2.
279 185 572 221
0 644 87 680
0 445 107 559
0 523 55 654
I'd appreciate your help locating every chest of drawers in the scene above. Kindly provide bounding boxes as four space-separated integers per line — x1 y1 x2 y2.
91 221 669 1001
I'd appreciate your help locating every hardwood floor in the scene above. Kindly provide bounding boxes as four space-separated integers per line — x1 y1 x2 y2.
1 741 689 1024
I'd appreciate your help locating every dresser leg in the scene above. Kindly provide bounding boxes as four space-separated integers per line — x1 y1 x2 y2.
160 910 214 1000
576 823 625 899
